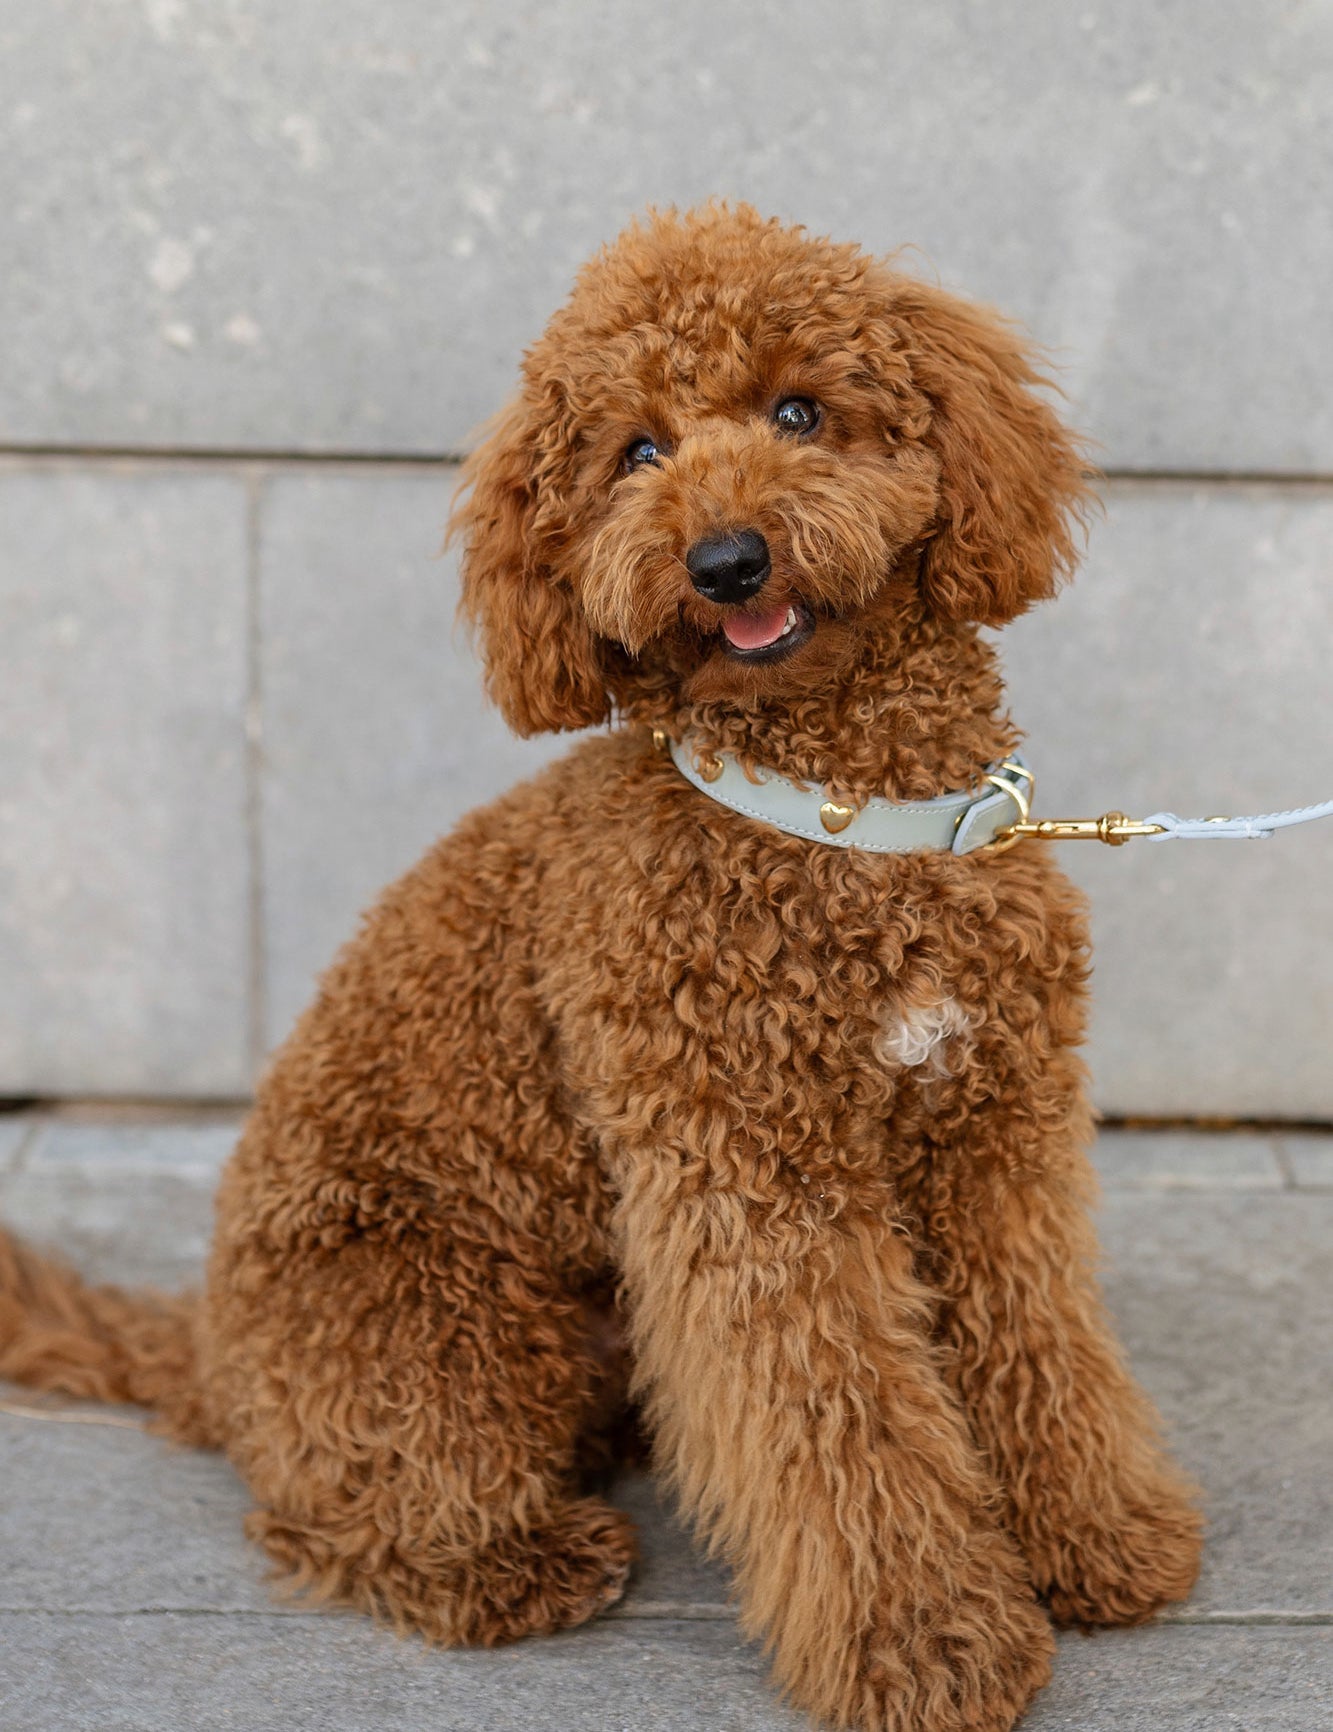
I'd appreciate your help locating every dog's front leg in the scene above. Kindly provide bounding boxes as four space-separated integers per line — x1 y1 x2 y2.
613 1150 1053 1732
914 1062 1204 1629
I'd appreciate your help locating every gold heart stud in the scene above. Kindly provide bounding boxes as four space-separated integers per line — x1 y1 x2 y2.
820 800 855 834
696 753 724 784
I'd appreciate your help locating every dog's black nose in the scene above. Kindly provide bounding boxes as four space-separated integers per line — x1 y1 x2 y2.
685 530 771 604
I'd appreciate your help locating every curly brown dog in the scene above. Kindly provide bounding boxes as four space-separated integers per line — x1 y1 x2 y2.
1 204 1201 1732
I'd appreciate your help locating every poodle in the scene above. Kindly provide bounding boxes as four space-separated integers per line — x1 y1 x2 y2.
0 204 1202 1732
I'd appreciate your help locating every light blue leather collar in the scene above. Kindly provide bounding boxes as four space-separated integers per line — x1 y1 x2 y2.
666 733 1032 856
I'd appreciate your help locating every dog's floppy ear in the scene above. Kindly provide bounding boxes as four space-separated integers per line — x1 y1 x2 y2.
451 395 610 736
896 281 1092 626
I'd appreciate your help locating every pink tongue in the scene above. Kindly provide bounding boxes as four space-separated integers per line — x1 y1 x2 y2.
722 604 791 651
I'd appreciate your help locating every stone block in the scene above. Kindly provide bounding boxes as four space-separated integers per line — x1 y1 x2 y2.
0 464 251 1097
608 1473 731 1619
1092 1131 1281 1191
1101 1193 1333 1617
0 1614 1326 1732
0 1613 811 1732
1032 1627 1333 1732
1280 1135 1333 1189
1 5 1330 470
0 1117 32 1173
1003 482 1333 1117
0 1115 240 1286
256 468 567 1047
0 1413 268 1617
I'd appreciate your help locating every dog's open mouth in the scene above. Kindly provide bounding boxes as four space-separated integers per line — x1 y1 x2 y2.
719 599 815 663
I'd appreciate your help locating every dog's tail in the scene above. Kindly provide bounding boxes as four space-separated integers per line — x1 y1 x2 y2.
0 1226 217 1446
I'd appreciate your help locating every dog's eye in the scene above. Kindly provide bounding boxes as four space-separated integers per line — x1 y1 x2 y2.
773 398 820 436
623 436 662 472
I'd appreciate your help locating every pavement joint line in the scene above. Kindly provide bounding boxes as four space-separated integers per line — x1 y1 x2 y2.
10 1110 1327 1199
1156 1610 1333 1627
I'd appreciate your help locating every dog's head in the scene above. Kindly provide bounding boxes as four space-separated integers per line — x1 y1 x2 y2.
453 204 1091 736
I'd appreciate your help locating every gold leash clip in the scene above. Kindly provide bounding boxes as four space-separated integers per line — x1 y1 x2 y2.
982 760 1167 851
997 812 1168 847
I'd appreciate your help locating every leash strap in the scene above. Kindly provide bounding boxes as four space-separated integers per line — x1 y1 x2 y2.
989 760 1333 850
1000 793 1333 848
1138 798 1333 841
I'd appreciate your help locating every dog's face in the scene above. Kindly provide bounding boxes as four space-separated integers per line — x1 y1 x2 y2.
455 205 1089 735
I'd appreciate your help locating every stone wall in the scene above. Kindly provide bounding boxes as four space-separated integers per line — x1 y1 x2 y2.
2 2 1330 1112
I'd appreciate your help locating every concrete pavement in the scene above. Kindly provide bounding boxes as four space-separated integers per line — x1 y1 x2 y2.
1 1113 1329 1730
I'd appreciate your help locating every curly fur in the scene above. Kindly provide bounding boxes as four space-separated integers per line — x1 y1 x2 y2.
1 204 1201 1732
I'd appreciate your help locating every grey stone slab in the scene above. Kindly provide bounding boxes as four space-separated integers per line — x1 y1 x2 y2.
0 1122 723 1619
0 1116 33 1174
257 468 568 1048
0 1408 269 1616
1100 1193 1333 1618
0 1613 810 1732
0 462 252 1097
1031 1627 1333 1732
1280 1136 1333 1189
1093 1132 1282 1191
0 1392 722 1622
1 1133 1328 1635
609 1472 731 1618
0 1116 239 1287
0 1616 1327 1732
1 1138 1330 1727
1002 482 1333 1118
1 4 1331 472
0 1401 712 1622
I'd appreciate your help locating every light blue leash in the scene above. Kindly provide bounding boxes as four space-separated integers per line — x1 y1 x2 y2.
1139 798 1333 842
994 786 1333 850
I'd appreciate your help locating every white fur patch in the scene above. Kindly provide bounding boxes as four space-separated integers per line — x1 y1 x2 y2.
874 997 972 1075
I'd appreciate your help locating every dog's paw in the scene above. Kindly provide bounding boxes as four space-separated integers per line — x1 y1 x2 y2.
1038 1493 1203 1628
854 1597 1053 1732
249 1493 636 1647
820 1552 1055 1732
460 1495 638 1644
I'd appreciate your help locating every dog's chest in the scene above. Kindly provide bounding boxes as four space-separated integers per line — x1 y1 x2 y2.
550 813 983 1114
872 993 972 1075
